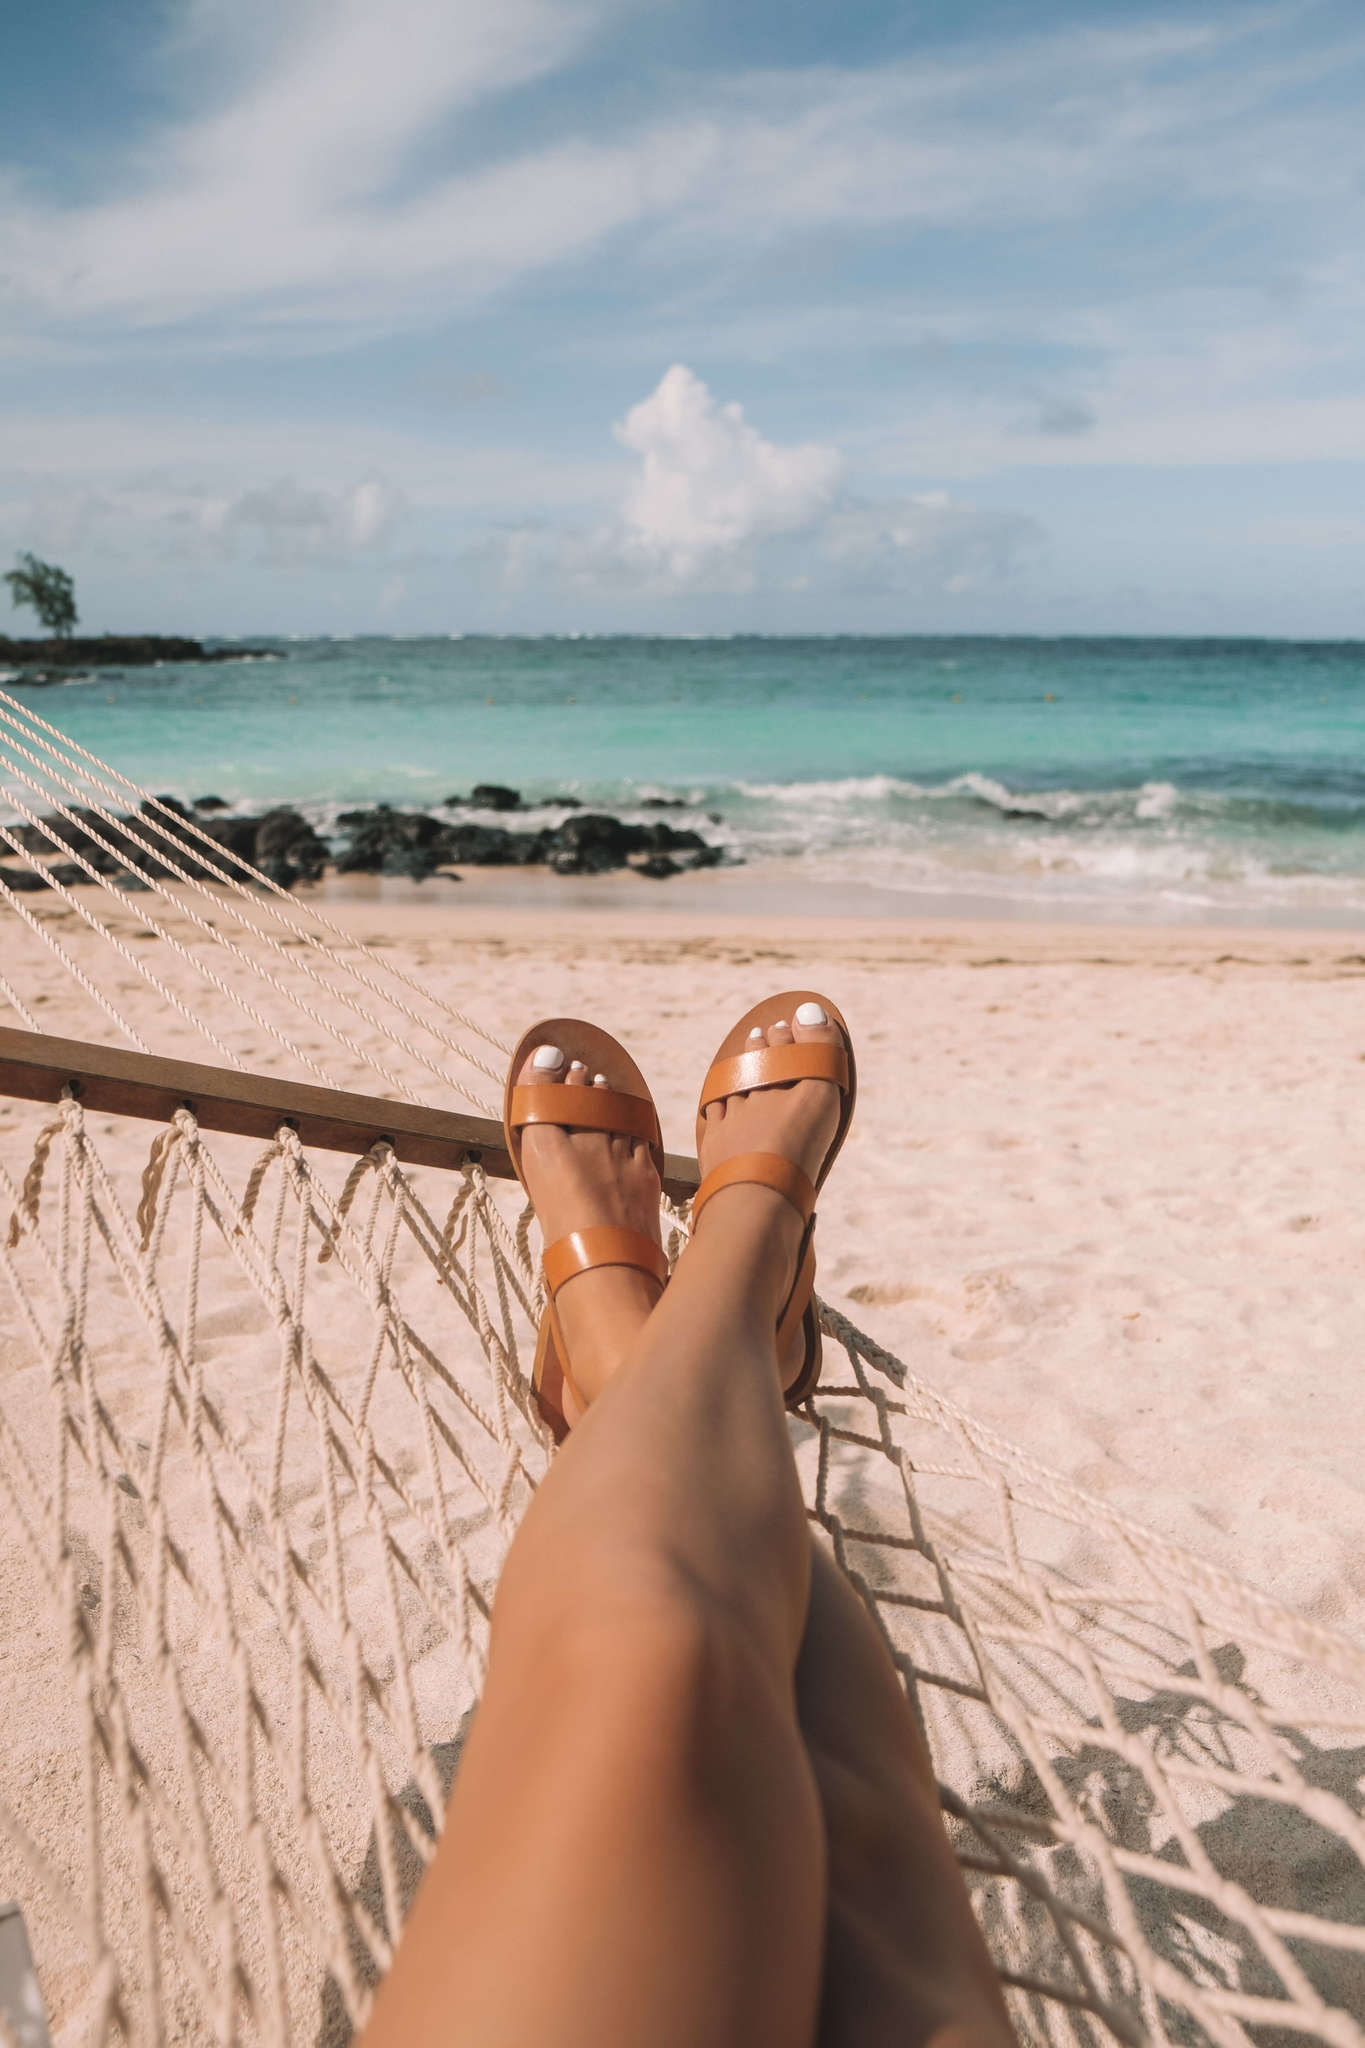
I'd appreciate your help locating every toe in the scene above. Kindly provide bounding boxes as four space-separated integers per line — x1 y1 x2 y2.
767 1016 794 1047
790 998 842 1048
565 1059 590 1088
592 1071 609 1089
518 1041 567 1087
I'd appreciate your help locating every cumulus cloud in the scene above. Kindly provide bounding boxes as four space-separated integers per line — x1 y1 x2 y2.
479 366 1036 601
607 365 844 585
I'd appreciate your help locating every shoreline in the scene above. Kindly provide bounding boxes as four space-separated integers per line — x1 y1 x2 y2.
301 859 1365 935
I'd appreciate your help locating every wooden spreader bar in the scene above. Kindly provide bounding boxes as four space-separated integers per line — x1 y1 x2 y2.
0 1027 702 1203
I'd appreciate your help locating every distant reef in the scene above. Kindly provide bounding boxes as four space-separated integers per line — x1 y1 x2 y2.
0 635 277 684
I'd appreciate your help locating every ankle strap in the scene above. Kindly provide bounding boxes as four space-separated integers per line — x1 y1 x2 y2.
542 1226 670 1298
691 1153 816 1230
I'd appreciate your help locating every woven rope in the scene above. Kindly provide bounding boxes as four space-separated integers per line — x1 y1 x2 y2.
0 709 1361 2046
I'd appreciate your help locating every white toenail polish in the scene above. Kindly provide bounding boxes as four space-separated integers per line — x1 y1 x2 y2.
593 1072 607 1085
773 1019 788 1031
748 1027 764 1040
795 1002 828 1027
532 1045 564 1070
569 1060 587 1074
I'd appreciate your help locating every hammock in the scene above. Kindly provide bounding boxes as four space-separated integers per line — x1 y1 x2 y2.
0 685 1360 2048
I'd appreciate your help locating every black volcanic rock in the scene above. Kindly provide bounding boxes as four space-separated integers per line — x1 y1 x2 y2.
541 813 650 873
192 795 229 812
0 792 732 889
441 822 541 865
0 635 276 676
468 783 522 812
255 807 328 886
337 804 450 880
199 813 263 863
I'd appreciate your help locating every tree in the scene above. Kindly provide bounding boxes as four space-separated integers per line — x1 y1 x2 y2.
3 552 78 638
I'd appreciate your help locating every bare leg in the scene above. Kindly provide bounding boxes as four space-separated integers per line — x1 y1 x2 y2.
798 1543 1016 2048
363 1025 841 2048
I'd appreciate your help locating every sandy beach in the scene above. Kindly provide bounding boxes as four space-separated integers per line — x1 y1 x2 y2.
1 877 1362 2039
403 886 1365 1633
5 874 1361 1632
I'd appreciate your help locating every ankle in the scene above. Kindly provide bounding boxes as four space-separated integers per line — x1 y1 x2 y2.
688 1184 805 1316
553 1266 661 1404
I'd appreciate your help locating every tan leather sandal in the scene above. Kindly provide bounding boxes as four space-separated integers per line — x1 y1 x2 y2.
692 990 856 1408
503 1017 669 1443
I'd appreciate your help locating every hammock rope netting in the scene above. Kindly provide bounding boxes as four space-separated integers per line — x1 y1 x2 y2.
0 686 1360 2047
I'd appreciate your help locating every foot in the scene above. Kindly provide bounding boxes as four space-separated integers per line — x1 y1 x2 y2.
516 1043 664 1426
695 1002 845 1321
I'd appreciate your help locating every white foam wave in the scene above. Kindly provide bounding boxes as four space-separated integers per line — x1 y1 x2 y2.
735 774 930 804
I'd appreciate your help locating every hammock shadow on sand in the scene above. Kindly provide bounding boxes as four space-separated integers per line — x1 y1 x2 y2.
959 1642 1365 2046
316 1712 476 2048
315 1647 1364 2048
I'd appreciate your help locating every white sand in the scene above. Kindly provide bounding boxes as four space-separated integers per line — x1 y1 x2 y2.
1 880 1362 2039
306 886 1364 1639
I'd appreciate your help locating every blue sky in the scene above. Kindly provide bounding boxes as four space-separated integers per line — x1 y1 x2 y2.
3 0 1365 636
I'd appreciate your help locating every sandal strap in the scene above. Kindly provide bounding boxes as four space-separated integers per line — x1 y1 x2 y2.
777 1222 818 1360
691 1152 816 1230
699 1040 848 1113
542 1225 670 1298
509 1084 659 1145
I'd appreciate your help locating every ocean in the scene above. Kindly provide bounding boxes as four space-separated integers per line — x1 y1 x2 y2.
4 634 1365 925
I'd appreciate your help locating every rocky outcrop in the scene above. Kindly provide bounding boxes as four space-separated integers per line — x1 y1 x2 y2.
334 802 724 879
0 635 277 681
3 796 325 891
0 791 729 893
442 786 583 812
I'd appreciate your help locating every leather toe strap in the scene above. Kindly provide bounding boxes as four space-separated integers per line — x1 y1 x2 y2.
699 1040 848 1113
542 1226 670 1298
510 1084 659 1145
691 1153 816 1230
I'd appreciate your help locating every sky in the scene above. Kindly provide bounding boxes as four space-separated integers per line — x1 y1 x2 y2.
2 0 1365 637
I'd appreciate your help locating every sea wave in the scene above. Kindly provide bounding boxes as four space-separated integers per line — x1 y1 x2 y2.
692 766 1365 912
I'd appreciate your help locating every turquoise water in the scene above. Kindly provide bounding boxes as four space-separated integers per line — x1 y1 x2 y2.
4 635 1365 921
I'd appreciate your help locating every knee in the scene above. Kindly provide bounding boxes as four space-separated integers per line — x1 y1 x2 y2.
495 1549 795 1781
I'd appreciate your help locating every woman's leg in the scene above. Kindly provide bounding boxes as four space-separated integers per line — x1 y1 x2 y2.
797 1542 1016 2048
363 1025 844 2048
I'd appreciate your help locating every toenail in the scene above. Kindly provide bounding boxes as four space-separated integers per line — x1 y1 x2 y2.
593 1072 607 1085
568 1060 587 1075
795 1001 828 1027
532 1044 565 1070
773 1019 788 1031
748 1027 764 1040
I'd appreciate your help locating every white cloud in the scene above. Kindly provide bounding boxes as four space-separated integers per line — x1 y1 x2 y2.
0 467 409 568
0 0 636 331
5 3 1364 371
606 365 844 585
480 366 1033 599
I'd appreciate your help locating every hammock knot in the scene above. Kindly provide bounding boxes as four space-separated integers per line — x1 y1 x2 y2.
5 1088 78 1248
